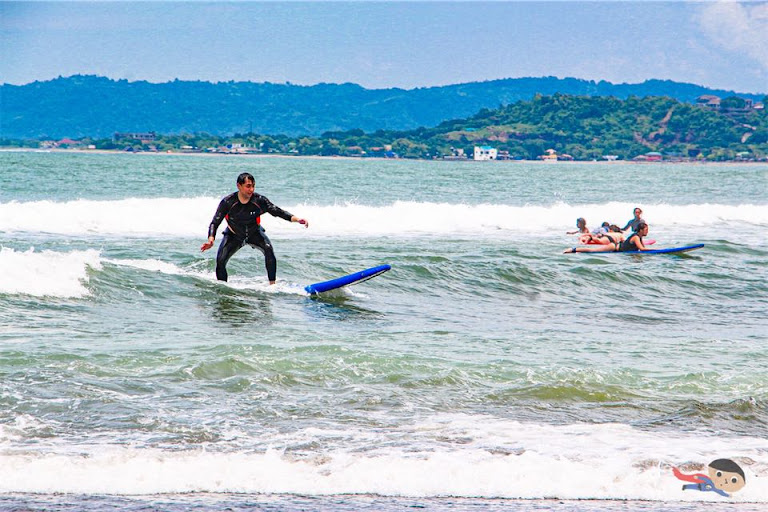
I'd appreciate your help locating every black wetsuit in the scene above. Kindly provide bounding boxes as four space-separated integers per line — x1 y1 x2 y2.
207 192 294 281
619 232 643 252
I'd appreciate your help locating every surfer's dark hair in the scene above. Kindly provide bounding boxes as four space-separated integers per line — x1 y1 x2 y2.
608 225 622 232
635 222 648 231
237 172 255 185
709 459 745 481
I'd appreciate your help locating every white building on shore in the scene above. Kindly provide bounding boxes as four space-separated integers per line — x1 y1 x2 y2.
474 145 497 160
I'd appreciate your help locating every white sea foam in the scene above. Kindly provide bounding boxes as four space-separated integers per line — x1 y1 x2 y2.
0 415 765 500
108 258 187 275
107 258 314 295
0 197 213 237
1 198 765 238
0 247 101 298
0 249 316 298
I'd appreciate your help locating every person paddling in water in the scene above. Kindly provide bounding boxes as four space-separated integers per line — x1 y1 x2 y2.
566 222 650 253
201 172 309 284
566 217 590 235
619 221 650 251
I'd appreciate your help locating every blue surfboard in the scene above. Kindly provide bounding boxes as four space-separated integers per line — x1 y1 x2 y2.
305 264 391 295
621 243 704 255
568 244 704 255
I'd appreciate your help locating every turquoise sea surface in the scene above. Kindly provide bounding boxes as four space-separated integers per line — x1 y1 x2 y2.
0 151 766 510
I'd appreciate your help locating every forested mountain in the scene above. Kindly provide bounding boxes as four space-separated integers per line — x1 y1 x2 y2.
1 75 764 139
376 93 768 160
18 94 762 162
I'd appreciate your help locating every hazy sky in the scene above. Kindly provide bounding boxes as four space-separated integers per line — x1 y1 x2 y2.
1 1 766 93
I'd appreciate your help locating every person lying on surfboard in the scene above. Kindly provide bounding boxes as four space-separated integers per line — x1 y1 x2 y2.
565 222 650 253
579 224 624 246
200 172 309 284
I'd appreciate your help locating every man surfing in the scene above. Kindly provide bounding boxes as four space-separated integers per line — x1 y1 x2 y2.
201 172 309 284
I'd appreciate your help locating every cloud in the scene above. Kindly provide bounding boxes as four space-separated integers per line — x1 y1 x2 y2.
697 1 768 74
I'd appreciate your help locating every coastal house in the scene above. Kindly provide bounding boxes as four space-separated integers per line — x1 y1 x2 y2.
222 143 247 154
645 152 663 161
696 95 721 110
540 149 558 162
443 147 468 160
474 145 497 160
344 146 365 157
57 138 80 148
114 132 157 143
633 151 663 162
696 95 759 113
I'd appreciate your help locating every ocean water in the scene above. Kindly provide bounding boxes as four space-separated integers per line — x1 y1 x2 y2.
0 151 766 511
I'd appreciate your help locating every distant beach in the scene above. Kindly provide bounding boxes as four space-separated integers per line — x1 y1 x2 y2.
1 146 757 166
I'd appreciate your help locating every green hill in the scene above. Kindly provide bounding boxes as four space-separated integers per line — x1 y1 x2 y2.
1 75 764 139
210 94 765 161
402 94 768 160
3 87 766 161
